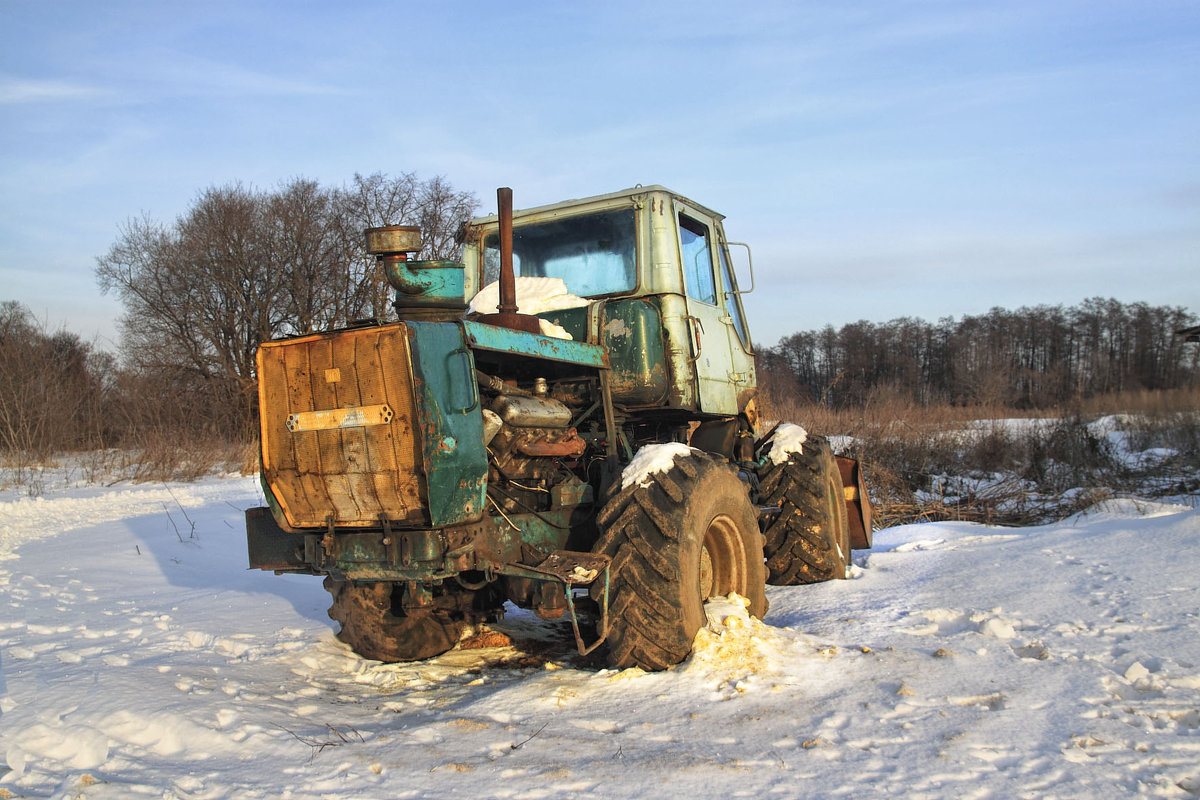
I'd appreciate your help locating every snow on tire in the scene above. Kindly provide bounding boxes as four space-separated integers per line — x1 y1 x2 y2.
759 434 851 585
594 452 768 671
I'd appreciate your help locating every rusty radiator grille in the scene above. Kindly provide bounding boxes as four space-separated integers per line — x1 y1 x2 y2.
257 324 426 528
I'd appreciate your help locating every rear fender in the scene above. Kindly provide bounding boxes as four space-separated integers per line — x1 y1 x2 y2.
835 456 873 550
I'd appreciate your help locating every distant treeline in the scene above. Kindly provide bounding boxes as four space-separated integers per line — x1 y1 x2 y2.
757 298 1199 409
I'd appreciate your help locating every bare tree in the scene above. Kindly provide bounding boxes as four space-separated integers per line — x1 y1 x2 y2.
96 173 478 437
0 302 112 465
332 172 477 320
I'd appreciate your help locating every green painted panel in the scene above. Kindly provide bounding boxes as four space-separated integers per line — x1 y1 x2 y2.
543 299 668 406
541 306 588 342
462 320 608 368
406 321 488 527
385 260 466 307
602 299 669 405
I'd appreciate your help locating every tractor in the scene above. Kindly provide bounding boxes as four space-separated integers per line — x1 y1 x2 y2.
246 185 871 670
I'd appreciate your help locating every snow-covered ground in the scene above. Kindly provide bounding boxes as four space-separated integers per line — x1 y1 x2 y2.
2 474 1199 799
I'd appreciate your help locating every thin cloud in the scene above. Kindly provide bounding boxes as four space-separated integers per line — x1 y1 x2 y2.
142 54 348 99
0 75 104 104
1158 183 1200 210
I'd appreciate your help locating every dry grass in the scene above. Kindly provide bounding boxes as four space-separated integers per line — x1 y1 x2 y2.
2 436 258 497
126 432 257 483
761 388 1200 529
1079 386 1200 417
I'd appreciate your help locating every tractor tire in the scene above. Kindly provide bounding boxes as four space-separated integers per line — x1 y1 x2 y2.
759 434 851 585
594 452 767 671
323 578 470 662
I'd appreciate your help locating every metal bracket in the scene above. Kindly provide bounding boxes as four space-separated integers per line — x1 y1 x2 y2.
598 370 622 491
321 516 336 562
526 551 612 656
380 516 397 564
287 403 393 432
529 551 610 585
566 574 609 657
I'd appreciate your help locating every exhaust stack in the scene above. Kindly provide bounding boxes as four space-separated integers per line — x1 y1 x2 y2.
476 187 542 334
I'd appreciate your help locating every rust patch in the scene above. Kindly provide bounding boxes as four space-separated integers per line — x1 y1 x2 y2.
515 429 587 457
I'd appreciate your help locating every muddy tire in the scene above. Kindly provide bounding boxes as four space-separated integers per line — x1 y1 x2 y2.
324 578 471 662
593 452 768 671
759 434 851 585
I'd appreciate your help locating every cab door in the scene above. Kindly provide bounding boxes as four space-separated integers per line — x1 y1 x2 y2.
674 202 738 414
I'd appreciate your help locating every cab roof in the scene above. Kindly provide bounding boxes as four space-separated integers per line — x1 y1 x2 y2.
468 185 725 226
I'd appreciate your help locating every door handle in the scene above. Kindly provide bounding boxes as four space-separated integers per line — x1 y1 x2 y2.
684 315 704 363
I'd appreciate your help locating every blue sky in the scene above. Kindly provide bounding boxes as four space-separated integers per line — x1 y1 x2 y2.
2 0 1197 349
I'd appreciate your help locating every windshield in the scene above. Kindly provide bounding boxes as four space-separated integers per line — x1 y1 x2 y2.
483 209 636 297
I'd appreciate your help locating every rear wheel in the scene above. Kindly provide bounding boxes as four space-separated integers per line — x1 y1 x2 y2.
324 578 485 662
759 434 851 585
594 452 768 670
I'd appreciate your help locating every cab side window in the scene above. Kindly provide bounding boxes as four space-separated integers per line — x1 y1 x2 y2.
679 214 717 305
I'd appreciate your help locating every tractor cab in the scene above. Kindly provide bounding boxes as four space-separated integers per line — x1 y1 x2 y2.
458 186 757 420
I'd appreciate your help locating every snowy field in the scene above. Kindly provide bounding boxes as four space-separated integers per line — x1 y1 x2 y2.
2 472 1199 799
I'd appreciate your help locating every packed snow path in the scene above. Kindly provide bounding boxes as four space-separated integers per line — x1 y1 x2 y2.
1 477 1198 798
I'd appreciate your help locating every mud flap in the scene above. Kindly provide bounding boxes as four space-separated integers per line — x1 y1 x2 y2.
246 507 314 573
835 457 873 550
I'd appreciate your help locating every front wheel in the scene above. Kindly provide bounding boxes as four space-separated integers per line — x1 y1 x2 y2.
759 434 851 585
593 451 768 671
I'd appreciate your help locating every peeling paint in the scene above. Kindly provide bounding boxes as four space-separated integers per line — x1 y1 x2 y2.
604 318 629 338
